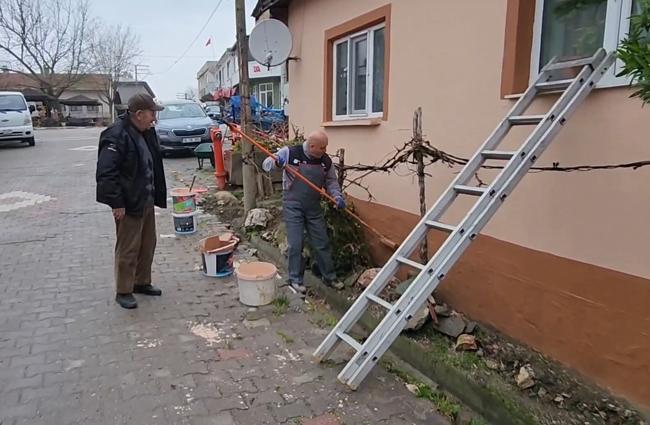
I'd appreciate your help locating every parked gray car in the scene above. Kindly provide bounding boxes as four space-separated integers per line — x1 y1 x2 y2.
155 100 217 155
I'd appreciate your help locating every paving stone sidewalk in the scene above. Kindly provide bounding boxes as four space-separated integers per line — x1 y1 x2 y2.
0 128 452 425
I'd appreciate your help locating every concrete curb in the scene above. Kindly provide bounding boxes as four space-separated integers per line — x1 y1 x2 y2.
250 235 538 425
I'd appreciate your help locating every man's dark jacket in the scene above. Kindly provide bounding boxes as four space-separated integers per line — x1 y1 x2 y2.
96 114 167 216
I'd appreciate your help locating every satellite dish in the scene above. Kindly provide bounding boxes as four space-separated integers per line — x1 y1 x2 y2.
248 19 293 68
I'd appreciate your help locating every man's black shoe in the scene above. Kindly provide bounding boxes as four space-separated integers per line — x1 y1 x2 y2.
116 293 138 309
133 284 162 296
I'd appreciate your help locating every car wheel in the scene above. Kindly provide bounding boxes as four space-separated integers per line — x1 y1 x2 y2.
24 137 35 146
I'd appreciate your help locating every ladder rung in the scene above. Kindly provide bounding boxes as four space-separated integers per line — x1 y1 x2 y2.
366 294 393 310
425 220 456 233
509 115 545 125
536 79 574 91
336 331 361 352
454 185 487 196
396 256 425 271
547 56 593 71
481 150 516 160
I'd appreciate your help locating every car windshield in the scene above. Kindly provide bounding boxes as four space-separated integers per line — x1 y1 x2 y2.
158 103 206 120
0 94 27 111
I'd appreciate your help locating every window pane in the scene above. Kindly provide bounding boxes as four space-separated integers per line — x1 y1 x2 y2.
335 42 348 116
540 0 607 69
372 27 385 113
630 0 648 38
352 35 367 112
260 83 274 108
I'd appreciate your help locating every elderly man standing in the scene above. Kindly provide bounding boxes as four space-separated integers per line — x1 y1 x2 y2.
96 94 167 309
263 129 346 293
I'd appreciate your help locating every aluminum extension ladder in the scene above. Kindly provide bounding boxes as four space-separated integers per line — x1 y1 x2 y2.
313 48 616 390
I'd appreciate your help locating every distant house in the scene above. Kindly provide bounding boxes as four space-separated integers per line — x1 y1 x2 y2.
197 41 284 109
0 72 111 125
113 80 157 116
197 61 218 100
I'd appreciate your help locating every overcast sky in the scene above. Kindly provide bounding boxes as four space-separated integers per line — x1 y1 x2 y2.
91 0 258 100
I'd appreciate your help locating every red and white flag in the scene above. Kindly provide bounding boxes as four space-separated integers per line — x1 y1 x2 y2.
205 37 211 47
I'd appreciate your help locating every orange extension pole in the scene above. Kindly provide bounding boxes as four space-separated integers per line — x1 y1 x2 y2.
226 123 399 250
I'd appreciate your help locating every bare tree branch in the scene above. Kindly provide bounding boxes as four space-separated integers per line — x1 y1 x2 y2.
185 87 198 101
88 22 142 120
0 0 95 113
341 136 650 200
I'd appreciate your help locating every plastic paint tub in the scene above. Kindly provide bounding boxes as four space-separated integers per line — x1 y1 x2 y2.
173 211 198 234
235 262 277 306
199 233 240 277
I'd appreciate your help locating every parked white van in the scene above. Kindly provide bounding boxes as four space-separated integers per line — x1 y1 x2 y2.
0 91 35 146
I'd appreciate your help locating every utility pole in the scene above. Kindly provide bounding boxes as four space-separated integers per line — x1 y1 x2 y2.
235 0 257 212
134 64 149 81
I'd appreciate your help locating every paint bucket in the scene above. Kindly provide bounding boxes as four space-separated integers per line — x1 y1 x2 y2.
170 188 197 214
235 261 277 306
191 187 208 203
173 211 198 234
199 233 240 277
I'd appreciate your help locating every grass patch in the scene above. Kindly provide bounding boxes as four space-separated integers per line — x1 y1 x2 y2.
419 328 486 372
321 313 338 328
415 384 461 420
468 419 488 425
382 360 461 420
319 359 340 368
308 312 339 329
272 295 290 316
277 331 294 344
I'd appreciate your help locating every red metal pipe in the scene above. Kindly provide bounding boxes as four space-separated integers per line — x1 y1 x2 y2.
211 127 227 190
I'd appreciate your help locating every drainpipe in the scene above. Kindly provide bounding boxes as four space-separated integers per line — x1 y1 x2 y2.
211 127 227 190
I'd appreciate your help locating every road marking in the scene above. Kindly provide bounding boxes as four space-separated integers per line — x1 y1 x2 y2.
0 191 55 212
68 145 97 151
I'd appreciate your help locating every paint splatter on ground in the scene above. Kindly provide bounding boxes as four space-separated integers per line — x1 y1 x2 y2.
135 338 162 348
188 320 235 347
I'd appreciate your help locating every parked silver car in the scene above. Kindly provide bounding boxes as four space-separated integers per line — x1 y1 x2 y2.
155 100 217 154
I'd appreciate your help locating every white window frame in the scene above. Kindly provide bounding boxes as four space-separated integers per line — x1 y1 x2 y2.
258 82 274 108
332 22 385 121
530 0 636 88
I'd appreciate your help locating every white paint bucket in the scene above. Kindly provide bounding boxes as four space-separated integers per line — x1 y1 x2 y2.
173 211 198 234
235 262 277 306
199 233 240 277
